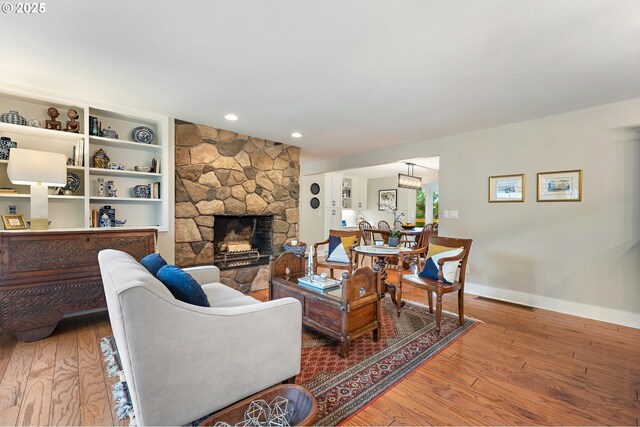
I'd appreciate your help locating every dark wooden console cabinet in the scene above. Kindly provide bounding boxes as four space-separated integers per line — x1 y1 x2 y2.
0 228 156 341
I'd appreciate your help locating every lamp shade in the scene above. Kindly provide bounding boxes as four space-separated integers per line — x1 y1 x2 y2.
7 148 67 186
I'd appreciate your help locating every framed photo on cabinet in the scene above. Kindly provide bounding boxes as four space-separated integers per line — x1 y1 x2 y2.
489 174 525 202
1 214 28 230
537 170 582 202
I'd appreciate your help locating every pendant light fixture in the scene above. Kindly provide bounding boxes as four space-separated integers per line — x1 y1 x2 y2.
398 162 422 190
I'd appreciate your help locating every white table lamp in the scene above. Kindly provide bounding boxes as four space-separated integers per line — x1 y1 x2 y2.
7 148 67 230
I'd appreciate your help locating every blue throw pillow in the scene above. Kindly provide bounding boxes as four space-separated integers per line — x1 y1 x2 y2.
156 265 210 307
326 235 357 263
140 253 167 276
418 247 464 284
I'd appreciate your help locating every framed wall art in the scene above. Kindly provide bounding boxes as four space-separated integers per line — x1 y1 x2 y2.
537 169 582 202
378 189 397 211
1 214 28 230
489 174 525 202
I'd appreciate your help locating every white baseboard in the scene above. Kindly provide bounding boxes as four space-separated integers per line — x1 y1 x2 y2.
465 282 640 330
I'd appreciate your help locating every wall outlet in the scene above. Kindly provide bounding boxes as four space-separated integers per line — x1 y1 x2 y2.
443 210 450 219
451 210 459 219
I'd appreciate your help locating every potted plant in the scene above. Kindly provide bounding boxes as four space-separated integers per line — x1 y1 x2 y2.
388 230 401 247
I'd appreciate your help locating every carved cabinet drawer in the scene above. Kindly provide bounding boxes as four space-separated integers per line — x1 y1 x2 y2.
0 228 157 341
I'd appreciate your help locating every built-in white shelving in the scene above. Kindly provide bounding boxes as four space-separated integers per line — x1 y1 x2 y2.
0 87 169 231
88 167 161 178
0 122 85 142
89 135 162 151
90 197 162 202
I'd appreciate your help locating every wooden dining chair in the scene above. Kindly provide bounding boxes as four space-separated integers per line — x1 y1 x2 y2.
397 235 472 334
358 221 375 267
412 223 433 249
358 221 374 245
401 224 433 270
377 220 391 229
313 229 362 278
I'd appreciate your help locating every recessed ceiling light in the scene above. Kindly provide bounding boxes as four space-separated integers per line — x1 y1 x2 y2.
291 132 303 138
224 114 238 121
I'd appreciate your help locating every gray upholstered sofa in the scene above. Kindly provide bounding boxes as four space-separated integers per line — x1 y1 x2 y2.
98 249 302 426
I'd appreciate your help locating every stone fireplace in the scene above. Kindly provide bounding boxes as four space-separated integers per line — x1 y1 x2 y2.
213 214 273 268
174 121 300 292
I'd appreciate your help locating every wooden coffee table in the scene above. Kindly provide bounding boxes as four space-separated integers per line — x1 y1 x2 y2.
270 252 380 357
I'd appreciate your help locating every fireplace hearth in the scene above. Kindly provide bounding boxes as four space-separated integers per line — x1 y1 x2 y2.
213 215 273 270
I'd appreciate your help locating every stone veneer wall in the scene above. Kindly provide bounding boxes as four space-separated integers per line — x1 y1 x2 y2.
174 121 301 268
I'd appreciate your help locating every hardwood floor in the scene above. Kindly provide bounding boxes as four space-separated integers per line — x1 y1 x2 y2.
0 270 638 426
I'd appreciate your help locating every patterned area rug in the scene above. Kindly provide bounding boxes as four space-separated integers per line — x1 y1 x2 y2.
299 298 476 425
100 298 475 426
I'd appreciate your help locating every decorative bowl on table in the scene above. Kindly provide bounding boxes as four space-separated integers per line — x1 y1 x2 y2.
283 241 307 257
401 224 415 230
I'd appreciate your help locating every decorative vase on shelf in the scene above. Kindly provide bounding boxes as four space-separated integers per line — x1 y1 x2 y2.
0 110 27 126
92 148 110 168
0 137 17 160
99 213 110 228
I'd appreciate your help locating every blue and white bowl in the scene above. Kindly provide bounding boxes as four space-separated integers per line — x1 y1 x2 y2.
133 185 150 198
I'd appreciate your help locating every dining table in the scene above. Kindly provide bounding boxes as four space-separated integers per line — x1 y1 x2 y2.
367 227 423 247
353 244 407 317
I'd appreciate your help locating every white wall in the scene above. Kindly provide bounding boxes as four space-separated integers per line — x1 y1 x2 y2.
363 177 417 226
301 98 640 328
299 174 326 248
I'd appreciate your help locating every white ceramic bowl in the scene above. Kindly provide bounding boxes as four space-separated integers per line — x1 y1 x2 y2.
134 166 151 172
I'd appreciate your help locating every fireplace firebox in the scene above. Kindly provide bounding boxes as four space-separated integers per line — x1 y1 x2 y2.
213 215 273 270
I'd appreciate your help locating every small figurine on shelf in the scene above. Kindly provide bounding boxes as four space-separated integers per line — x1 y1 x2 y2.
65 109 80 133
107 180 117 197
29 117 41 127
92 148 110 168
8 205 16 215
45 107 62 130
97 178 105 197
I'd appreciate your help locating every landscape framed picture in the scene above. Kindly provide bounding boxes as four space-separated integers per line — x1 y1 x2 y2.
489 174 525 202
378 189 397 211
537 169 582 202
1 214 28 230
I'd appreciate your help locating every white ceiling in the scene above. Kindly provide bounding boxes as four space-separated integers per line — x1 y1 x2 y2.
3 1 640 161
340 157 439 179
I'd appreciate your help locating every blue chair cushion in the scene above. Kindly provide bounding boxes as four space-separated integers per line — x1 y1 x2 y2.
140 253 167 276
156 265 210 307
